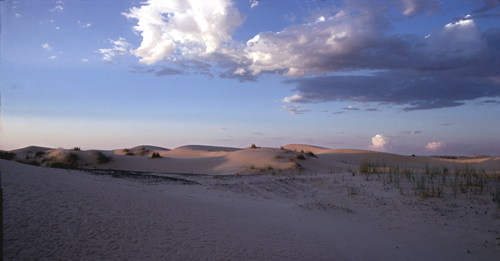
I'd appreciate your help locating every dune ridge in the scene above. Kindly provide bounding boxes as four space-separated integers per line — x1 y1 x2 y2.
5 144 500 175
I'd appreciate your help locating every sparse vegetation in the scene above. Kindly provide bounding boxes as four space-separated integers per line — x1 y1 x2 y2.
50 152 80 169
125 152 134 156
96 152 112 164
73 147 81 151
305 151 317 158
250 144 258 149
359 161 500 202
295 154 306 160
151 152 161 158
0 151 16 160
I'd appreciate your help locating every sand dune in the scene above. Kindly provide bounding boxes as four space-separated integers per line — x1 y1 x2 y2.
2 144 500 260
6 144 500 175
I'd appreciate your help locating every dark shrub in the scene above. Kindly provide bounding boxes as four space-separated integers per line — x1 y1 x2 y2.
0 151 16 160
250 144 258 149
96 151 112 164
305 151 317 158
295 154 306 160
151 152 161 158
35 151 46 157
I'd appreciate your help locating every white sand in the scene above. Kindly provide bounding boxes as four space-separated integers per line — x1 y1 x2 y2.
2 144 500 260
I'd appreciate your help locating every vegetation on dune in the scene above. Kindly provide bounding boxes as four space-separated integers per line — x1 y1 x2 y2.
0 151 16 160
50 152 80 169
357 160 500 210
96 151 112 164
151 152 161 158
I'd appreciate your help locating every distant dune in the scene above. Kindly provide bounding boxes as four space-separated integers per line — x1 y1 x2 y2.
4 144 500 175
2 144 500 260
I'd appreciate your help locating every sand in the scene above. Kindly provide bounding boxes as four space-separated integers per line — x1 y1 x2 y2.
2 144 500 260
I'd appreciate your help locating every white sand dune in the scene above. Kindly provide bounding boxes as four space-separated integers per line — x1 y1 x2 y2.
2 144 500 260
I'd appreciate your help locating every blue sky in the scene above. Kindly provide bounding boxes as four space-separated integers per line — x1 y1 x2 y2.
1 0 500 155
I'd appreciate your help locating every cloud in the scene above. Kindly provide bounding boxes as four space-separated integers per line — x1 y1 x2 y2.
50 1 65 12
81 59 89 62
343 106 360 111
396 0 441 16
118 0 500 111
279 19 500 110
250 0 259 9
122 0 246 64
281 105 310 114
425 141 445 152
473 0 500 13
98 37 132 62
368 134 389 151
401 130 422 135
41 43 52 51
212 127 226 131
49 55 57 59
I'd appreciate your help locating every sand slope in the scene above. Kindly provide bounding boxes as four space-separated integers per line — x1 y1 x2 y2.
2 158 500 260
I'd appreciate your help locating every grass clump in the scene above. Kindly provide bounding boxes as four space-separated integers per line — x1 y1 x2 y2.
96 151 112 164
151 152 161 158
250 144 258 149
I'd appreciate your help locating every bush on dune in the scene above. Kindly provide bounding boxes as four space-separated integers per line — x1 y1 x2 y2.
50 152 80 169
96 151 112 164
0 151 16 160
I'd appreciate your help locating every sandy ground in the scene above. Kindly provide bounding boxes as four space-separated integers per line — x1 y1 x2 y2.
2 145 500 260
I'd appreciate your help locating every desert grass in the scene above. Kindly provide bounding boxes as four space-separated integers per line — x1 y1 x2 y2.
358 161 500 211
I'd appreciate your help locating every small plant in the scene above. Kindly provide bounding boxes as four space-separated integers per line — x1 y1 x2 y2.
250 144 258 149
96 151 112 164
305 151 317 158
295 154 306 160
125 152 134 156
73 147 81 151
151 152 161 158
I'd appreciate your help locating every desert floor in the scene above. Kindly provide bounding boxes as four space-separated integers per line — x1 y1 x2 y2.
2 144 500 260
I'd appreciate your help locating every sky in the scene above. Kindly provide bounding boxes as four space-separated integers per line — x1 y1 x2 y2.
1 0 500 156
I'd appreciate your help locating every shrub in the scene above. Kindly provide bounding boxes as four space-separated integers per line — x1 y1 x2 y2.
250 144 258 149
35 151 46 157
125 152 134 156
51 152 80 169
74 147 81 151
0 151 16 160
151 152 161 158
96 151 112 164
305 151 317 158
295 154 306 160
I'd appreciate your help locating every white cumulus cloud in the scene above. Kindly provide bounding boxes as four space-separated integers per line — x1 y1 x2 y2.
41 43 52 51
122 0 246 64
425 141 445 152
368 134 389 151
